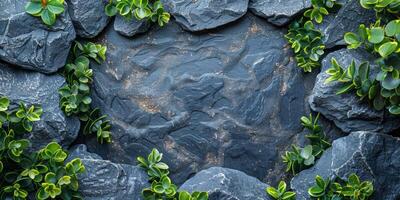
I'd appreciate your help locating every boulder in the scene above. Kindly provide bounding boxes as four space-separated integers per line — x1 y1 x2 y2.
179 167 271 200
87 14 315 185
291 132 400 200
114 15 151 37
249 0 311 26
0 0 75 74
309 49 400 133
0 62 79 151
67 0 110 38
161 0 248 31
318 0 375 48
69 145 149 200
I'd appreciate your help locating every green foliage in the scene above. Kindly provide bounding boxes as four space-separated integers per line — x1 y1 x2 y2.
105 0 170 27
286 20 325 72
25 0 65 26
59 42 112 143
266 181 296 200
360 0 400 14
0 96 85 200
308 174 374 200
137 149 208 200
305 0 341 23
283 114 331 174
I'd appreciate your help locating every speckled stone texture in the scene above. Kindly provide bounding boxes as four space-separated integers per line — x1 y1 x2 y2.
0 62 79 150
0 0 75 73
113 15 152 37
291 132 400 200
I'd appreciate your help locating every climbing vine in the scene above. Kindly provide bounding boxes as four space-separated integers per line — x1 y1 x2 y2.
0 96 85 200
59 42 111 144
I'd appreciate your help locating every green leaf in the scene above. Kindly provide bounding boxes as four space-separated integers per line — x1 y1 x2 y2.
368 27 384 44
385 20 400 36
47 1 64 15
105 4 118 16
282 192 296 200
337 83 355 94
25 2 43 15
41 9 56 25
278 181 287 194
0 97 10 111
266 187 280 199
300 145 313 159
378 41 398 57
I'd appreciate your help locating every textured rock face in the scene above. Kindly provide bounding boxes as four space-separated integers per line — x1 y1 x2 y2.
0 0 75 74
162 0 248 31
88 14 313 184
69 145 149 200
249 0 311 26
67 0 110 38
0 62 79 150
291 132 400 200
114 16 151 37
318 0 375 48
309 49 400 133
180 167 271 200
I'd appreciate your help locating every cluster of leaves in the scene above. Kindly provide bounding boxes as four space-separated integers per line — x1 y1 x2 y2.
328 0 400 115
59 42 111 143
286 0 341 72
137 149 208 200
282 113 331 174
105 0 170 27
308 174 373 200
266 181 296 200
0 96 85 200
25 0 65 26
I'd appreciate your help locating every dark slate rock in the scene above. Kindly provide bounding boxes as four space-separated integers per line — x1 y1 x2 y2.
318 0 375 48
67 0 110 38
161 0 248 31
87 14 314 185
114 15 151 37
69 144 149 200
249 0 311 26
0 0 75 74
0 62 79 151
291 132 400 200
309 49 400 133
179 167 271 200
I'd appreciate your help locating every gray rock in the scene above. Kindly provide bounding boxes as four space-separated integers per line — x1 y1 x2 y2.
0 62 79 151
67 0 110 38
180 167 271 200
0 0 75 74
249 0 311 26
291 132 400 200
318 0 375 48
69 144 149 200
114 15 151 37
87 14 315 185
309 48 400 133
162 0 248 31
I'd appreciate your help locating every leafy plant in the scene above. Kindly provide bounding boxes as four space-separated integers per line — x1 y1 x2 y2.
25 0 65 26
266 181 296 200
137 149 208 200
283 114 331 174
0 96 85 200
308 174 373 200
105 0 170 27
59 42 112 143
305 0 341 23
286 20 325 72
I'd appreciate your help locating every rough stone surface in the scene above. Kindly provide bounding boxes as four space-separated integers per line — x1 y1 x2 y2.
67 0 110 38
0 62 79 151
180 167 271 200
309 48 400 133
114 15 151 37
291 132 400 200
0 0 75 74
161 0 248 31
88 14 315 185
69 144 149 200
249 0 311 26
318 0 375 48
